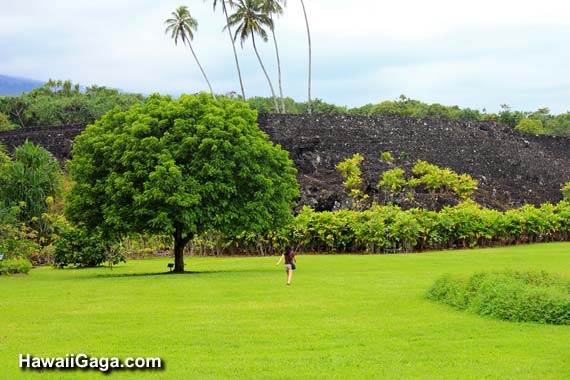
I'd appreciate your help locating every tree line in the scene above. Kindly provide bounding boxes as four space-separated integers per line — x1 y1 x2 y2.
1 82 569 136
0 79 143 129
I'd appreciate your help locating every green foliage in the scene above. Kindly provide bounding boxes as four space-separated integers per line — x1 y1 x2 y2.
380 151 393 163
411 160 477 199
0 257 32 275
53 227 124 268
280 201 570 253
428 271 570 325
247 96 347 114
378 168 406 192
0 112 15 131
515 118 545 134
0 80 143 127
66 93 299 270
562 182 570 201
336 153 368 209
0 141 62 242
367 95 483 121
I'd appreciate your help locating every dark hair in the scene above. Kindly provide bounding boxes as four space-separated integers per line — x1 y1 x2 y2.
285 245 292 255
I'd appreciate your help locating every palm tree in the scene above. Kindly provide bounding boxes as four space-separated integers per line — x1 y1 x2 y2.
260 0 286 113
165 6 216 99
299 0 311 114
227 0 279 112
209 0 247 101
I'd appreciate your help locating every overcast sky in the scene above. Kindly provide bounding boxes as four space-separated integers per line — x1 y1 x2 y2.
1 0 570 112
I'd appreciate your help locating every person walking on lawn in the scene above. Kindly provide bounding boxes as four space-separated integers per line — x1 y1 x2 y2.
276 245 296 285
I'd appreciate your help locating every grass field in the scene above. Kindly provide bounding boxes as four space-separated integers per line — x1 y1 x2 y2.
2 243 570 380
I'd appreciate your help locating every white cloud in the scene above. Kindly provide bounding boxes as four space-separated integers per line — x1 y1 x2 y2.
1 0 569 112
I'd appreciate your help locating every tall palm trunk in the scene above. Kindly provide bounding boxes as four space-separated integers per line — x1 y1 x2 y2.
223 1 246 101
188 43 216 100
300 0 311 114
270 15 285 113
252 34 279 112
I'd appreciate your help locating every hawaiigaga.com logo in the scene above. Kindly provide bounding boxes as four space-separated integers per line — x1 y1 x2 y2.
19 353 163 372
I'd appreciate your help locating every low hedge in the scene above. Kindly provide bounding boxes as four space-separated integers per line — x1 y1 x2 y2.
427 271 570 325
0 258 33 275
280 200 570 253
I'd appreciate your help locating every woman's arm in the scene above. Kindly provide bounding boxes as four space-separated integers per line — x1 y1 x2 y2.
275 254 284 265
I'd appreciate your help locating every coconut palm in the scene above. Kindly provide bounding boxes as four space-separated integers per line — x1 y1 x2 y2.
299 0 311 114
209 0 247 101
165 6 216 99
227 0 279 112
260 0 286 113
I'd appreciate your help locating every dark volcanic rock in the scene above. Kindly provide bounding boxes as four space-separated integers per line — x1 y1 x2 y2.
1 114 569 210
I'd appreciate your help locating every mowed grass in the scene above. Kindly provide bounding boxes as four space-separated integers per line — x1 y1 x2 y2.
2 243 570 380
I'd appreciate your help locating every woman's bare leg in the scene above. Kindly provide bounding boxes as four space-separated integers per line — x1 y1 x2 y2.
287 269 293 285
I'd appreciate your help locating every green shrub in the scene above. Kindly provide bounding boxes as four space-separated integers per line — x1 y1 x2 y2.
411 160 478 199
336 154 368 209
562 182 570 201
515 119 545 134
0 258 33 275
54 228 125 268
428 271 570 325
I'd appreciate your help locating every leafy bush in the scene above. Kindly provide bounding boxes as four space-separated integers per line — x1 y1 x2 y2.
427 271 570 325
0 258 33 275
0 203 40 260
0 112 15 131
562 182 570 201
53 228 125 268
279 200 570 253
411 160 478 199
0 141 62 244
336 154 368 209
515 119 545 134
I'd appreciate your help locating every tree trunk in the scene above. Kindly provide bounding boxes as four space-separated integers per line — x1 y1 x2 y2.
270 15 285 113
300 0 312 114
173 226 192 273
252 34 279 113
223 1 247 101
188 43 217 100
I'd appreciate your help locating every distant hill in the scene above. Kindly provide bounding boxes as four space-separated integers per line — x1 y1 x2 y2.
0 75 44 96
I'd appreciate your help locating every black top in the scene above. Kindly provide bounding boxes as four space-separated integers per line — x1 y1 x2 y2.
285 251 295 265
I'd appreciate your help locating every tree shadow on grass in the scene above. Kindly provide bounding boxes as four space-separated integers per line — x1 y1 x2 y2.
84 269 271 279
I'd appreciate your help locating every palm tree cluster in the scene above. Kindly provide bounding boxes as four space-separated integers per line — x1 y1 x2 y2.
164 0 312 114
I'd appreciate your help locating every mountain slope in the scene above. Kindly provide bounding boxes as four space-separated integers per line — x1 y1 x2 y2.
0 74 44 95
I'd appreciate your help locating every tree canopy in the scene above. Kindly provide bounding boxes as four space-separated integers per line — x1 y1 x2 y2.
0 80 143 128
65 93 299 272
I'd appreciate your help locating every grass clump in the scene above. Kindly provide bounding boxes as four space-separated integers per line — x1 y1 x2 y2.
427 270 570 325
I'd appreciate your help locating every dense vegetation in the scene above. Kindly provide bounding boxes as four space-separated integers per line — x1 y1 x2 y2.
0 141 64 272
278 201 570 254
0 79 143 129
428 271 570 325
2 80 569 136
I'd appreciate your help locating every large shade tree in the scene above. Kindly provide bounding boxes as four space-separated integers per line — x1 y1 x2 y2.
65 93 299 273
165 6 216 99
227 0 280 112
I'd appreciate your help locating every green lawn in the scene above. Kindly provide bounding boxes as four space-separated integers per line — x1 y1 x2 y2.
2 243 570 380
